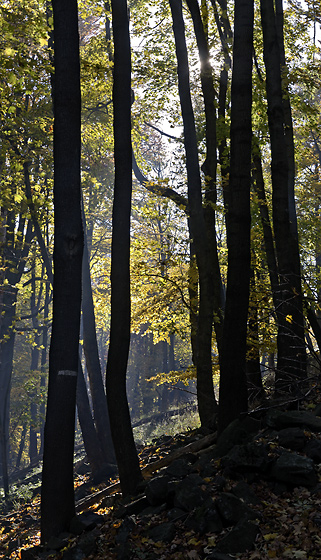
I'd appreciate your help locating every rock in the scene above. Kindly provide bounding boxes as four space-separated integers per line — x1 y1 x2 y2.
147 521 176 543
215 492 260 526
277 427 306 451
167 507 187 521
20 547 43 560
61 546 86 560
271 451 318 487
145 475 170 506
46 533 73 551
232 481 261 505
116 495 149 518
221 442 270 475
78 530 99 556
116 516 136 545
185 499 223 535
266 410 321 432
215 519 260 553
70 512 104 535
196 454 217 478
141 503 167 517
313 404 321 417
214 416 261 458
173 476 208 511
164 456 194 478
304 439 321 463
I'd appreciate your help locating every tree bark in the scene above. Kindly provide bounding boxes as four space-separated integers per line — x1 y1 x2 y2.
41 0 83 542
186 0 224 355
105 0 142 496
81 209 115 464
218 0 253 433
260 0 306 394
169 0 217 430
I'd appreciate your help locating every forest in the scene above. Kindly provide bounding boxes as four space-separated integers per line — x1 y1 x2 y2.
1 0 321 557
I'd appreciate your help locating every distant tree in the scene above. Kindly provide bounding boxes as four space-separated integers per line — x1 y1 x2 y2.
41 0 83 543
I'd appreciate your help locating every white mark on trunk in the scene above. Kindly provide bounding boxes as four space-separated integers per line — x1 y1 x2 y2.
58 370 78 377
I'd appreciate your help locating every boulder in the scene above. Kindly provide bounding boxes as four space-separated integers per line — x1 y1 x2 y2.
304 439 321 463
221 442 270 475
266 410 321 432
185 500 223 535
147 521 176 543
277 427 306 451
165 456 194 478
271 451 318 487
145 475 170 506
215 492 260 526
215 519 260 553
214 417 260 458
173 476 208 511
232 481 261 505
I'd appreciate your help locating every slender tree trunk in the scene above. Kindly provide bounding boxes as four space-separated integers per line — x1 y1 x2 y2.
16 424 27 469
81 209 115 464
106 0 142 496
169 0 217 430
186 0 224 355
76 359 110 480
41 0 83 542
260 0 306 394
0 213 33 498
218 0 253 433
246 264 264 402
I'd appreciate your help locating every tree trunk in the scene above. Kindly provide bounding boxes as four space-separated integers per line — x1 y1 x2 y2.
169 0 217 430
105 0 142 497
41 0 83 543
76 359 111 480
186 0 224 355
218 0 253 433
81 209 115 464
260 0 306 394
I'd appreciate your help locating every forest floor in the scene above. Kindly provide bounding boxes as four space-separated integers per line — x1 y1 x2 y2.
2 391 321 560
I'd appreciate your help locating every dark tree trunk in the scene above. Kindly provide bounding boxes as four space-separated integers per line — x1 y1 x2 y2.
16 424 27 469
105 0 142 496
81 210 115 465
169 0 217 430
41 0 83 543
260 0 306 394
0 214 33 498
76 359 110 480
246 264 264 402
39 278 50 455
186 0 224 355
218 0 253 433
29 259 40 464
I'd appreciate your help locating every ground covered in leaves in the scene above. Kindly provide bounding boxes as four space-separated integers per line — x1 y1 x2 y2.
2 399 321 559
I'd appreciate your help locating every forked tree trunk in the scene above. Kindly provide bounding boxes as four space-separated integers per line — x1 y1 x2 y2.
218 0 253 433
260 0 306 394
106 0 142 496
169 0 217 430
41 0 83 542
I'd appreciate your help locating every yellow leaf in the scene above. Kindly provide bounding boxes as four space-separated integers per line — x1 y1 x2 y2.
286 314 293 323
188 538 201 546
207 536 216 547
268 551 277 558
5 47 15 56
264 533 278 541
